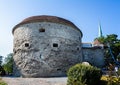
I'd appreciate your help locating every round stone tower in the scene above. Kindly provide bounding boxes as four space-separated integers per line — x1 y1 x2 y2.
12 15 83 77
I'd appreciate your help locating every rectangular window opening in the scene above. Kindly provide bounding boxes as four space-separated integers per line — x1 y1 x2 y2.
53 43 58 47
39 28 45 32
25 43 29 47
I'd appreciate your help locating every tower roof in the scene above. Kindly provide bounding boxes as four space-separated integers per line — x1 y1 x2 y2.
12 15 83 37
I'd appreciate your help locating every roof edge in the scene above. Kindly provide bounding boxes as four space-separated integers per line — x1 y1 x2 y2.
12 15 83 37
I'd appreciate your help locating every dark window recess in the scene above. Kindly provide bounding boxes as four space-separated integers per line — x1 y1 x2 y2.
77 47 79 51
25 43 29 47
57 68 61 71
53 43 58 47
39 28 45 32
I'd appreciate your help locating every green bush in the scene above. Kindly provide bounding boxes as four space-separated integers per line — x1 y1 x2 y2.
67 63 102 85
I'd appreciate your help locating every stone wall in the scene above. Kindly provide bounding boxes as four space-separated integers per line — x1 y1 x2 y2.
82 47 104 68
13 22 82 77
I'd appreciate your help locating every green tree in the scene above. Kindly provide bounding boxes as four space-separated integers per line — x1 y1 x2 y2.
0 56 3 66
117 53 120 62
3 53 13 75
0 56 5 76
95 34 120 64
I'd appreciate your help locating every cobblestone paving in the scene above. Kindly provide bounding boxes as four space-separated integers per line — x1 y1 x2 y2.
2 77 67 85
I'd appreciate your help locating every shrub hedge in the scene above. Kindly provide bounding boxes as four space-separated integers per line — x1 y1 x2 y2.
67 63 102 85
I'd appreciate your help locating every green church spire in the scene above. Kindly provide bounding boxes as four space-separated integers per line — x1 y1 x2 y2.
98 22 103 37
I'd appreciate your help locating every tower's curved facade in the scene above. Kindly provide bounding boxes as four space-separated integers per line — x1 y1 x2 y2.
12 15 83 77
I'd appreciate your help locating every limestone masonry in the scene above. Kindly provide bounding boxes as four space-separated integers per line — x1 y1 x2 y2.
12 15 104 77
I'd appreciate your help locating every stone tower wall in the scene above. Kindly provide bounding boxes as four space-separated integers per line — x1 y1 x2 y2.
82 47 104 68
13 22 82 77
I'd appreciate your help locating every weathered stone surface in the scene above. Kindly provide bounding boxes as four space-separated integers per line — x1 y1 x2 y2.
13 16 82 77
82 47 104 68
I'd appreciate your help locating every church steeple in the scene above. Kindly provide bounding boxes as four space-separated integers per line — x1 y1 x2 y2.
98 22 103 37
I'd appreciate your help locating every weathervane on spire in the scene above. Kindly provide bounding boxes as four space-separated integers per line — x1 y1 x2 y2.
98 22 103 37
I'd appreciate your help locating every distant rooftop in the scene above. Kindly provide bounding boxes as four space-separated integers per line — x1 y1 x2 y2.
82 42 104 49
82 43 92 48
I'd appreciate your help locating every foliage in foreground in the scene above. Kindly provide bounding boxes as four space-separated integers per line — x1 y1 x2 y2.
0 78 7 85
117 67 120 76
67 63 102 85
101 76 120 85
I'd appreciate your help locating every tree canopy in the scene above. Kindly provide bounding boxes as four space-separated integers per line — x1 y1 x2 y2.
3 53 13 74
0 56 3 66
95 34 120 64
0 56 5 76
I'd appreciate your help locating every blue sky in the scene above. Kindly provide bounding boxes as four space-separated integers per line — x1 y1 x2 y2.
0 0 120 57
